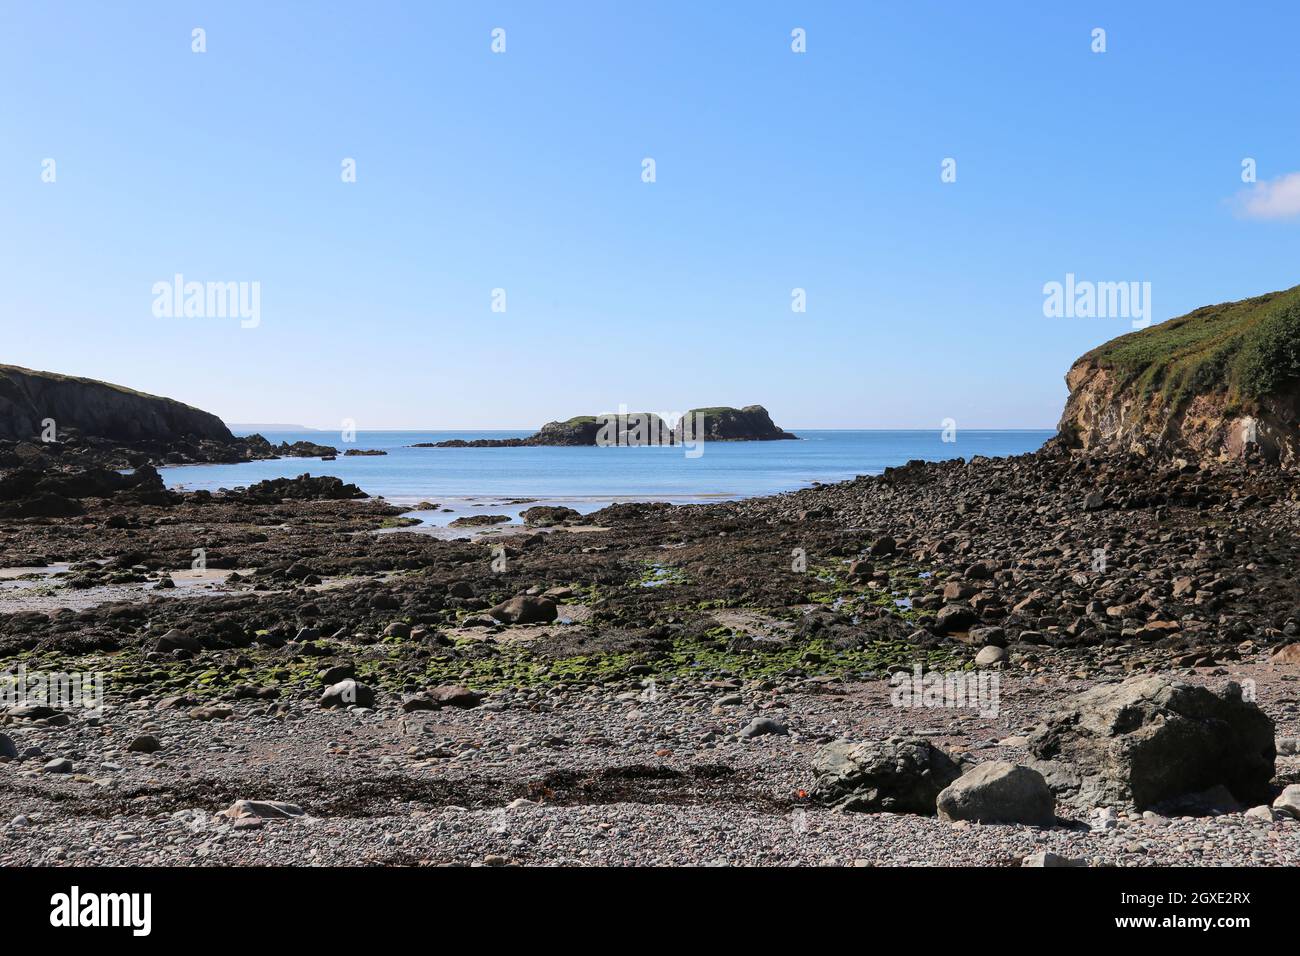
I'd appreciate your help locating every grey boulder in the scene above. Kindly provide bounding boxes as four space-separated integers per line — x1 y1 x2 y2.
319 679 375 709
811 736 963 814
487 595 557 625
402 685 485 712
154 628 201 653
127 734 162 754
521 505 581 527
738 717 787 739
1026 676 1275 810
936 761 1056 827
1273 784 1300 819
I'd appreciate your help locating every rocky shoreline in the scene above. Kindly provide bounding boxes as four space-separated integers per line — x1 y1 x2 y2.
2 440 1299 866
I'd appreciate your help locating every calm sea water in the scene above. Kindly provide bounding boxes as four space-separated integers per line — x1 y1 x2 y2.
161 429 1052 529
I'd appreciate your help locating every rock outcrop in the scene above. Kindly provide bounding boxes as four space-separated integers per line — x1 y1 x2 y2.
425 406 796 447
683 405 797 442
0 365 344 474
424 416 605 448
232 474 367 503
1054 285 1300 465
521 505 582 526
0 463 173 517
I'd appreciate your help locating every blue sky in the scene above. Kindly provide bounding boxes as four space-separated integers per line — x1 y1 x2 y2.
2 1 1299 429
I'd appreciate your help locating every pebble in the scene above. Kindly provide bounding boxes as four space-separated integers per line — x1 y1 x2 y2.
738 717 788 739
127 734 163 754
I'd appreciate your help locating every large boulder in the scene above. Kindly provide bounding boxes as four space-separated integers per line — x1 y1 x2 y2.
1273 784 1300 819
811 736 963 814
1271 643 1300 665
936 762 1056 826
934 603 977 634
1026 676 1275 810
487 595 557 625
154 628 201 653
402 685 485 711
319 679 375 709
521 505 582 527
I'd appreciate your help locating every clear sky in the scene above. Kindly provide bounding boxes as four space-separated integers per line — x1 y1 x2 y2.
3 1 1299 429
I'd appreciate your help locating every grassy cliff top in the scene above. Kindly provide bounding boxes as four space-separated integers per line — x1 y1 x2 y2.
0 363 168 401
1079 284 1300 409
553 409 759 425
686 405 768 417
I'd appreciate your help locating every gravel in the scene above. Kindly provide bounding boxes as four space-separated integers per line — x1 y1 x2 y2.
2 664 1297 866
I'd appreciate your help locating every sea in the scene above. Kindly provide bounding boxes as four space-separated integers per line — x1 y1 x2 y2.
159 429 1053 531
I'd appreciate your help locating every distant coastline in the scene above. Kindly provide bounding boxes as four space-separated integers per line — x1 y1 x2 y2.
225 423 323 432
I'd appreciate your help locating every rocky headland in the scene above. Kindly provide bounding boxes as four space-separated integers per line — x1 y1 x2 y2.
0 366 344 486
1055 284 1300 465
0 364 232 446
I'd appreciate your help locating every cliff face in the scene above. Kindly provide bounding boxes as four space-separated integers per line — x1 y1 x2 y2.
1055 286 1300 466
0 365 233 445
683 405 797 442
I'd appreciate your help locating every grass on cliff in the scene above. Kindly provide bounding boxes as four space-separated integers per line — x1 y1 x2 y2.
1079 283 1300 410
0 364 185 405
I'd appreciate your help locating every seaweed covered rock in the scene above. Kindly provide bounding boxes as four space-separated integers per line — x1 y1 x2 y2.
521 505 582 526
234 474 367 502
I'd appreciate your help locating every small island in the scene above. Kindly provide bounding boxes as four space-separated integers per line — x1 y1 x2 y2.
418 405 797 447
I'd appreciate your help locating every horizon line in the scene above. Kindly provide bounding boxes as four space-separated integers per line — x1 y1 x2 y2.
225 423 1061 432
